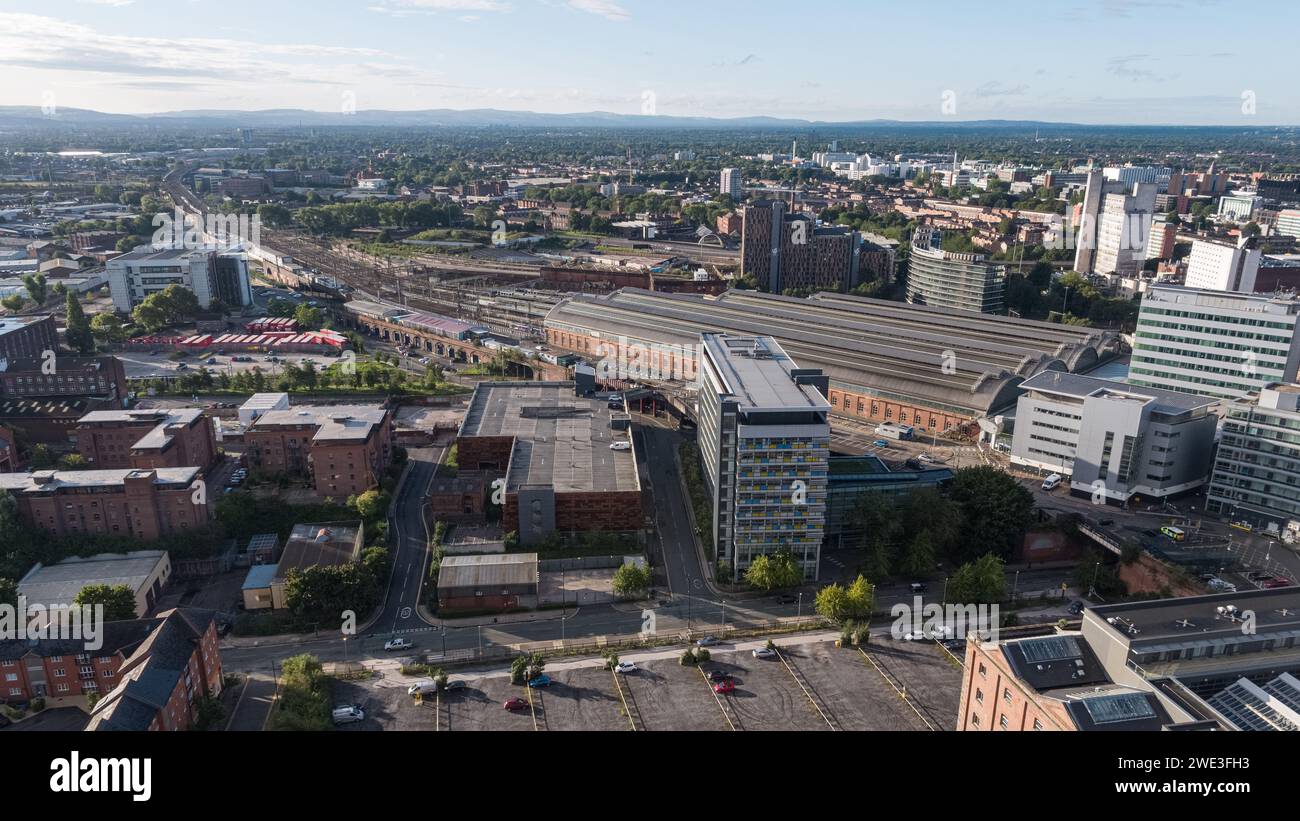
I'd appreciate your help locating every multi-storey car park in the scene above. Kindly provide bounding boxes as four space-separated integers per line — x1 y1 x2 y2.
545 288 1121 435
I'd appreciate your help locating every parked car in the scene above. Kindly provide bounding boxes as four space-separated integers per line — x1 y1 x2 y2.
696 636 720 647
527 674 551 688
407 680 438 697
331 705 365 725
384 638 413 652
1262 578 1294 589
775 594 797 604
707 670 732 683
609 441 632 451
503 698 529 711
713 679 735 694
918 453 935 462
872 439 889 448
752 647 777 659
444 680 468 691
909 582 927 594
613 661 637 674
1067 600 1086 615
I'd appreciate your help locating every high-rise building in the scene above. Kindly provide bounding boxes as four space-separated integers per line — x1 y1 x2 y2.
1276 209 1300 239
106 247 252 312
1103 165 1172 190
1205 382 1300 529
720 167 743 198
1074 170 1158 276
1183 237 1262 292
1129 285 1300 400
906 226 1006 313
697 333 830 580
740 200 861 293
1145 214 1177 261
1007 371 1217 503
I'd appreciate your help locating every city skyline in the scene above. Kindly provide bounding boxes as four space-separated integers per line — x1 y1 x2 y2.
0 0 1297 126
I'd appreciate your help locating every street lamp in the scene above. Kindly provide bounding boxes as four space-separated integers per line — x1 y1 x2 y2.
1012 570 1021 602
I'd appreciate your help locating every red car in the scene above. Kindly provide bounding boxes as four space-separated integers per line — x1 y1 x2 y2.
713 679 735 694
503 698 529 711
1262 578 1294 589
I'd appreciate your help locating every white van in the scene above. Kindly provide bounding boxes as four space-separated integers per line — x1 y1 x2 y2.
407 680 438 697
1041 473 1063 491
332 705 365 725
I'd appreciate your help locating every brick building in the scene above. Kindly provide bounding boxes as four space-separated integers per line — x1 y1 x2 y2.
0 315 58 363
457 382 642 544
0 467 211 541
245 404 394 498
1 615 165 704
0 355 127 404
74 407 216 471
85 608 224 731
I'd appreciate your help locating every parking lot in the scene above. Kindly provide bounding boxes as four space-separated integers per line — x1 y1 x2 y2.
349 635 963 732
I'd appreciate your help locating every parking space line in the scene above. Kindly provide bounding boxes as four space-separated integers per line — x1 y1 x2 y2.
697 667 742 731
527 685 547 731
775 649 840 731
609 670 644 731
858 648 936 732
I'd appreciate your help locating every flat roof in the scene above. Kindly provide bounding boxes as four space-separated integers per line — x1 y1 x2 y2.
702 334 829 412
461 382 639 494
251 404 388 443
438 553 538 590
77 407 204 452
241 563 278 591
0 467 200 493
18 551 167 606
1089 588 1300 647
240 392 290 411
1019 370 1216 414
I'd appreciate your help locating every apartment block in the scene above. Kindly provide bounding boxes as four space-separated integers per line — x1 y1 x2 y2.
0 467 211 541
1184 237 1262 292
1205 383 1300 530
1074 169 1158 276
740 200 861 293
907 226 1006 313
1129 285 1300 400
698 333 830 580
1008 371 1217 503
720 167 743 198
74 407 217 471
0 355 127 404
245 404 394 498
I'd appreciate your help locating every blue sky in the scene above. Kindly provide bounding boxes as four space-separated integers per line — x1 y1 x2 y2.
0 0 1295 124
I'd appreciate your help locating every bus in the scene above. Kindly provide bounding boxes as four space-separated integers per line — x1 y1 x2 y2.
1160 526 1186 542
874 423 915 441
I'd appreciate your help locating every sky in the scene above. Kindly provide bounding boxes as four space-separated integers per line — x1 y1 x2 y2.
0 0 1295 125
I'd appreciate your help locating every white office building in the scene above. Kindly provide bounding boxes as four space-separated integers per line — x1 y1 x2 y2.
1074 170 1158 276
1184 238 1262 292
1103 165 1172 191
107 247 252 312
1217 194 1259 222
720 168 744 199
697 333 830 580
1206 383 1300 530
1008 371 1217 503
1276 209 1300 239
1128 285 1300 401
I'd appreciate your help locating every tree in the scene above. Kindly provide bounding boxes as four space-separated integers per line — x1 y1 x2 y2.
73 584 137 621
65 290 95 353
946 553 1006 605
28 444 55 469
23 273 47 305
744 550 802 591
348 489 389 521
814 582 850 622
946 467 1034 562
90 312 129 344
57 453 88 470
1 294 25 312
0 576 16 608
898 530 938 579
294 304 324 330
899 487 962 561
845 574 875 619
612 563 651 598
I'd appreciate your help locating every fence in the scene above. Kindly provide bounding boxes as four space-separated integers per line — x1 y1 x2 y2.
539 555 629 572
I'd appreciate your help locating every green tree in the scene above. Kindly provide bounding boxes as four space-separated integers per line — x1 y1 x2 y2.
90 312 129 344
1 294 25 312
348 489 389 521
947 467 1034 562
23 273 48 305
744 550 802 591
845 574 875 619
814 582 850 622
946 553 1007 605
612 563 651 597
294 304 324 330
897 530 938 579
57 453 88 470
65 290 95 353
73 584 137 621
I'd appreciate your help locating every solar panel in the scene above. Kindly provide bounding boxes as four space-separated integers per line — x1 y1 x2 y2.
1083 693 1157 725
1020 636 1083 663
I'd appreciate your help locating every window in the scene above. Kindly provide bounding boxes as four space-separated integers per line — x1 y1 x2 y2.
970 713 980 728
975 688 984 704
999 714 1009 730
1032 718 1043 731
1003 688 1012 705
978 663 986 678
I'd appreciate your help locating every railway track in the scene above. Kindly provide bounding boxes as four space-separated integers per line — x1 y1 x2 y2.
775 649 841 731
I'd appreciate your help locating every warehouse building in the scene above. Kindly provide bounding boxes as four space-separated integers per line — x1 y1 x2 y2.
436 553 539 613
457 382 642 544
545 288 1120 434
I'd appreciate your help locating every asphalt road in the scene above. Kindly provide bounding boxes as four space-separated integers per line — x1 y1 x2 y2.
374 446 445 637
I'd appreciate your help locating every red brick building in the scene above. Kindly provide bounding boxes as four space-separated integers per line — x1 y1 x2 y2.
245 404 394 499
0 467 212 541
0 315 58 364
0 355 127 404
457 382 642 544
74 407 216 471
85 608 224 731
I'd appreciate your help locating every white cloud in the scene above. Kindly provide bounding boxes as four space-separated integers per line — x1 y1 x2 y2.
564 0 630 21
